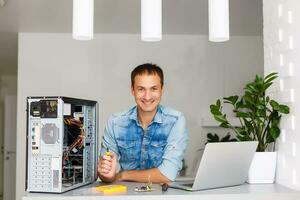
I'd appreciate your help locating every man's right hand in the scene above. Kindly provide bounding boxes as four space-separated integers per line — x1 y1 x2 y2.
97 152 117 182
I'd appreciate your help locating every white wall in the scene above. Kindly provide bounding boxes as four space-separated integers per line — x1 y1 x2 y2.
16 33 263 200
264 0 300 190
0 75 17 198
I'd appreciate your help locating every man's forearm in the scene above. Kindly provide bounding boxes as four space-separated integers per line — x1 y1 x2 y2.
117 168 170 183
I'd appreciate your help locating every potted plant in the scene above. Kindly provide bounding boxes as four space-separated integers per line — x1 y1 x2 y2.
207 72 290 183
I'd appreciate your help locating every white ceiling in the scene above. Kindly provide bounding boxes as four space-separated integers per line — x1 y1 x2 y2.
0 0 263 75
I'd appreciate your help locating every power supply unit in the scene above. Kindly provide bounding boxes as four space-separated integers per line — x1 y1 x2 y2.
26 96 98 193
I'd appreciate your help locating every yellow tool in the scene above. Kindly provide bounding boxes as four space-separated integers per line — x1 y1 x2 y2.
105 147 110 156
95 185 127 194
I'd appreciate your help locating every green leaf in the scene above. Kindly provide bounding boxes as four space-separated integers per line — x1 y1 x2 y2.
279 105 290 114
244 95 255 105
210 104 222 115
236 128 249 136
264 72 278 81
220 122 230 128
268 110 279 121
220 134 231 141
237 100 250 109
236 100 243 109
223 96 239 105
271 115 281 127
245 84 259 93
266 133 275 143
263 82 273 91
207 133 220 143
220 134 238 142
255 75 260 81
270 100 280 110
236 112 251 118
216 99 221 108
214 115 227 123
244 91 254 97
256 104 265 110
236 134 252 141
256 109 266 118
207 133 237 143
258 97 266 106
244 119 254 132
270 126 280 140
264 75 278 84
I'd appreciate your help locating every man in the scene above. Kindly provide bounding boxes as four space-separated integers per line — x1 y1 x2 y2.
98 63 188 183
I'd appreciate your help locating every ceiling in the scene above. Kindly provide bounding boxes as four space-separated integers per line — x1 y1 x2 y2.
0 0 263 75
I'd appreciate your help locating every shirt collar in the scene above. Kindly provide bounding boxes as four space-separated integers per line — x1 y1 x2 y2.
129 105 163 124
153 105 163 124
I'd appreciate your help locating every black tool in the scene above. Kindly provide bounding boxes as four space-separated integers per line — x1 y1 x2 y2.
161 183 168 192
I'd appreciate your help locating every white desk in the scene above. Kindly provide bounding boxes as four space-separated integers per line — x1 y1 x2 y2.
23 182 300 200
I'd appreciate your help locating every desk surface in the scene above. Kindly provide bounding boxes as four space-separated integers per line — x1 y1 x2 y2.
23 182 300 200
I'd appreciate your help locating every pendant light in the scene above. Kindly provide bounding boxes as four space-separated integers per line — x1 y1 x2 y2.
73 0 94 40
209 0 229 42
141 0 162 42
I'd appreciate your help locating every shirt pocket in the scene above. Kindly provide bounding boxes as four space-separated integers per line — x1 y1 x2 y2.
117 139 139 161
149 140 167 167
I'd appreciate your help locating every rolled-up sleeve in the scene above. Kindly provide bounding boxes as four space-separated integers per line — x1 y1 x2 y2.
158 114 188 181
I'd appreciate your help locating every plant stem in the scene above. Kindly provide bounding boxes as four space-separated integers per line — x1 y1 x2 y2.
261 117 272 149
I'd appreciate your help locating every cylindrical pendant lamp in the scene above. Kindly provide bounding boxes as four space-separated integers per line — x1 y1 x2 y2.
73 0 94 40
141 0 162 42
209 0 229 42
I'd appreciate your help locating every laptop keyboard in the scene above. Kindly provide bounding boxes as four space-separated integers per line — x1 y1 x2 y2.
182 183 193 187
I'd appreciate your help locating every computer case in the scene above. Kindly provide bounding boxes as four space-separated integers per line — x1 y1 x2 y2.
26 96 98 193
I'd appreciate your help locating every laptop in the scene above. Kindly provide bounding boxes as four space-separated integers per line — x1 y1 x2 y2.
170 141 258 191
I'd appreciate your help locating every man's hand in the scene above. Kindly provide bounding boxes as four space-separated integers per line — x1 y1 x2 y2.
98 152 117 182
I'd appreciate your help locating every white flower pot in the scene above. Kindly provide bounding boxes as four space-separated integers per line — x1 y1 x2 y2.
247 152 277 184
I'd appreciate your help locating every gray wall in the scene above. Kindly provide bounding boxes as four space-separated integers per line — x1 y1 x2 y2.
17 33 263 200
0 75 17 198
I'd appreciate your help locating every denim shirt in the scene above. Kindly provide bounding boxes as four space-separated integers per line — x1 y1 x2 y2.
100 105 188 181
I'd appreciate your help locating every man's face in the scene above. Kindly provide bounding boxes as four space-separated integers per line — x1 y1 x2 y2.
131 73 163 113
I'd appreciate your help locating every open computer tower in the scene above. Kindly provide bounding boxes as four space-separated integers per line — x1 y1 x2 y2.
26 96 98 193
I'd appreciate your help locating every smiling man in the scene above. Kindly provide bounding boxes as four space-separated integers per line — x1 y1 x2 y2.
98 63 188 183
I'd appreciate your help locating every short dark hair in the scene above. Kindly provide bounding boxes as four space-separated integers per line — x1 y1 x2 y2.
131 63 164 87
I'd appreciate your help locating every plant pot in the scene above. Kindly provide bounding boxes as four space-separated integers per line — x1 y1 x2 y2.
247 152 277 184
